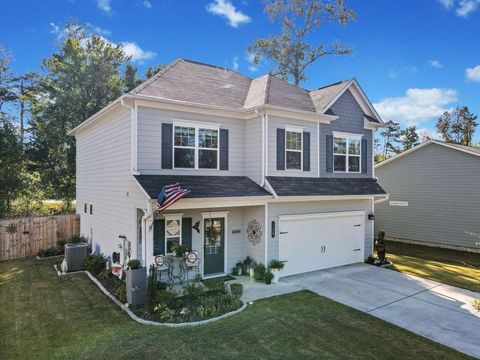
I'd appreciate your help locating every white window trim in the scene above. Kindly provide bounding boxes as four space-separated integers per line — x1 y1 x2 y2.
333 134 362 174
285 128 303 171
172 120 220 171
163 213 183 255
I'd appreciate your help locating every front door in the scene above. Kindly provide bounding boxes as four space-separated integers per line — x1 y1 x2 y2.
203 218 225 275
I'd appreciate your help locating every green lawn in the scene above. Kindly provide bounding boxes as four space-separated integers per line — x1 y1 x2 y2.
0 258 472 360
386 241 480 293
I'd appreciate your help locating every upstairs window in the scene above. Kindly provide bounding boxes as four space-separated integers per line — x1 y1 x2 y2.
333 133 361 173
173 124 219 169
285 130 302 170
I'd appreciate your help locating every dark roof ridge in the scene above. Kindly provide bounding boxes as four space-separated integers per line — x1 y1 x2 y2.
180 58 252 79
312 78 353 91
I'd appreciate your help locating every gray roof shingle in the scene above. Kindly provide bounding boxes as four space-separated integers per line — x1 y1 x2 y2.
135 175 272 199
266 176 386 197
130 59 358 115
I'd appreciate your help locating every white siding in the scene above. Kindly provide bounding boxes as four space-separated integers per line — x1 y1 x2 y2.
244 206 266 265
267 199 373 262
76 108 148 260
245 117 263 184
267 115 319 177
137 107 246 176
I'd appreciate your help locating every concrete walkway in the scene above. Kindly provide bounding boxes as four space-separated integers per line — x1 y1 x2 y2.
240 264 480 358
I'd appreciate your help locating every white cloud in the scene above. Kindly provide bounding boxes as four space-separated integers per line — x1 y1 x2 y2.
439 0 480 17
417 127 442 141
466 65 480 82
429 59 443 68
120 41 156 63
388 66 418 78
97 0 113 14
49 22 60 34
86 23 111 36
206 0 251 28
374 88 458 126
232 56 239 71
246 53 258 72
141 0 152 9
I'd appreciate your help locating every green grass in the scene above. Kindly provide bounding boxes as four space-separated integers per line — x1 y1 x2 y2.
0 258 472 360
386 241 480 293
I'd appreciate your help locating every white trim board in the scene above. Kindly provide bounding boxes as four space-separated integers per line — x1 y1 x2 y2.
278 210 365 222
375 140 480 169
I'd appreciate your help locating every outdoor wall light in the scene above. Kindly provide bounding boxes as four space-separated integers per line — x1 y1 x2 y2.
271 221 275 238
368 212 375 220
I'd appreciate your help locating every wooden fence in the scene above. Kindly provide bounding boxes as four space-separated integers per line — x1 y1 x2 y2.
0 214 80 261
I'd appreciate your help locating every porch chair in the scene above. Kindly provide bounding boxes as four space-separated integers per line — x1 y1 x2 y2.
152 255 169 284
184 251 201 284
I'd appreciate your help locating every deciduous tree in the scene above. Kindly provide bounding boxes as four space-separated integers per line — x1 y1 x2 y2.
247 0 356 85
436 106 478 146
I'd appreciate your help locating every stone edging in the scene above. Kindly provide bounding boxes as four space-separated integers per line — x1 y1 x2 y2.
53 265 248 328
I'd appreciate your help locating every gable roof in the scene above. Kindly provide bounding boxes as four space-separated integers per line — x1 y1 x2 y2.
375 140 480 169
129 59 382 121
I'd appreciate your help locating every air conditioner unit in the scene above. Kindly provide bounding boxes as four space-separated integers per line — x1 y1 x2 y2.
65 243 88 272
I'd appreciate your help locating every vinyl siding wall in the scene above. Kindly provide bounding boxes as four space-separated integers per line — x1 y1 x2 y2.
75 108 148 260
267 199 373 263
375 143 480 249
244 117 263 184
137 107 247 176
267 115 319 177
319 89 373 178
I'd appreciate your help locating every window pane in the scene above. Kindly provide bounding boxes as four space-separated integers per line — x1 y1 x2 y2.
198 149 218 169
174 148 195 168
334 138 346 154
166 219 181 236
198 129 218 149
286 151 301 170
349 139 361 155
167 237 180 254
174 126 195 147
334 155 346 171
286 131 301 150
349 156 360 172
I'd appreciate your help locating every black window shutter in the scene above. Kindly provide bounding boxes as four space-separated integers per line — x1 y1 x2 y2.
220 129 229 170
153 219 165 256
326 134 333 173
277 128 285 170
361 138 368 174
303 131 310 171
182 218 192 251
162 123 173 169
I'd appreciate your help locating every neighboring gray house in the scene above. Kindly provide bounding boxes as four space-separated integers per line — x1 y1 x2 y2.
375 140 480 251
69 59 387 278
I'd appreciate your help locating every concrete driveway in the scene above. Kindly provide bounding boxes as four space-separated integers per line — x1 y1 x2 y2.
280 264 480 359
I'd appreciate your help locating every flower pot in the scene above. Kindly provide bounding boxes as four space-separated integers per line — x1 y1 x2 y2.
126 267 146 306
271 269 281 284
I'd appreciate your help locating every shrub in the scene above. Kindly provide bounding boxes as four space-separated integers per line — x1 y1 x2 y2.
230 282 243 298
145 265 158 314
37 246 62 258
473 299 480 313
127 259 142 270
115 283 127 303
268 259 284 270
184 284 204 301
153 304 175 322
83 254 106 275
254 263 266 281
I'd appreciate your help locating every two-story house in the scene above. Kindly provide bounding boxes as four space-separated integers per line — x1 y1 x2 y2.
69 59 387 278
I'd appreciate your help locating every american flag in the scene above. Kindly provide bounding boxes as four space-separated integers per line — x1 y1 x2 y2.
157 183 190 211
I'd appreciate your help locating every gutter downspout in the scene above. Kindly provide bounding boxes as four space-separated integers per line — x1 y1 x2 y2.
141 200 155 268
255 109 265 187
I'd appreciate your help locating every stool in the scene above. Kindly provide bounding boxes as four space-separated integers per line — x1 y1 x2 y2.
184 251 201 284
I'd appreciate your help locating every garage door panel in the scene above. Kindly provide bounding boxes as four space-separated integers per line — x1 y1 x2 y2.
279 212 364 276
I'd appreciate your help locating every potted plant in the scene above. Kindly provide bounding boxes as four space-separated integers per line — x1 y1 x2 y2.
268 259 284 284
171 244 187 258
243 256 253 276
230 282 243 298
126 259 146 307
235 262 243 276
253 263 266 281
264 271 274 285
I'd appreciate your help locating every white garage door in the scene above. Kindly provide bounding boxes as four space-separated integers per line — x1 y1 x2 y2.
279 211 365 276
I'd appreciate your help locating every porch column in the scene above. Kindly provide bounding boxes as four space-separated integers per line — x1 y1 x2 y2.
264 203 269 265
144 216 154 270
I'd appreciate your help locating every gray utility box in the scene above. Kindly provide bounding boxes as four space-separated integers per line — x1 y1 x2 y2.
126 267 146 306
64 243 88 272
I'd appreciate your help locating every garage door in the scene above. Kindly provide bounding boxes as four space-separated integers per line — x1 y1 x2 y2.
279 211 365 276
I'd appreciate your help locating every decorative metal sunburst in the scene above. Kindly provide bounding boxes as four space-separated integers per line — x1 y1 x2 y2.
247 220 263 246
6 223 18 234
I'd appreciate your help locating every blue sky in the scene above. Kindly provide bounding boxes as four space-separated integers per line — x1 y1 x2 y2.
2 0 480 142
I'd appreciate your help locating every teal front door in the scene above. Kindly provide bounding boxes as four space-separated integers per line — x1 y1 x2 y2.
203 218 225 275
